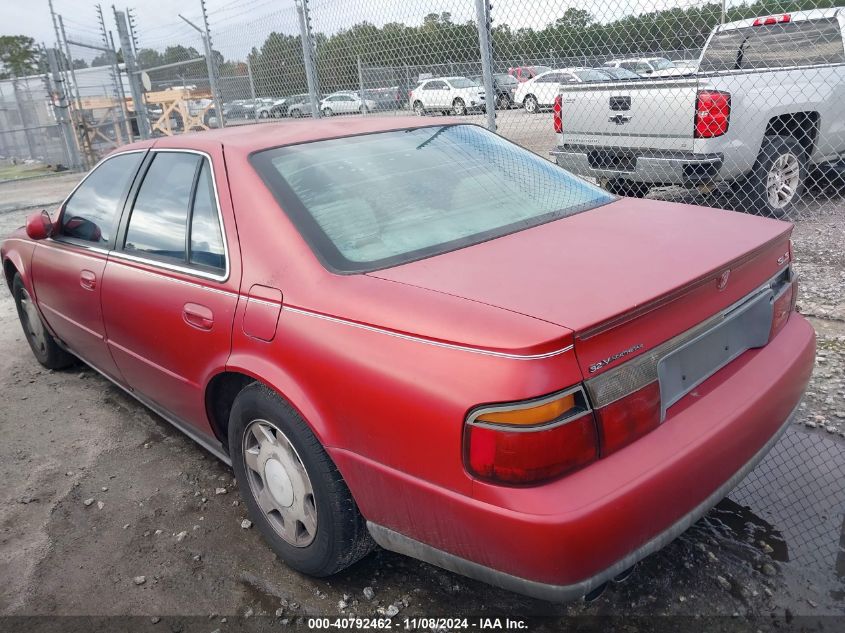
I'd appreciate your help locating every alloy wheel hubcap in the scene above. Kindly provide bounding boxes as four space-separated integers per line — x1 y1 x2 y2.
766 153 800 209
243 420 317 547
20 288 47 355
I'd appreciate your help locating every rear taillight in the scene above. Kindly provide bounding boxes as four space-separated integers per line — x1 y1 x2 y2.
769 268 798 341
694 90 730 138
465 387 597 485
753 14 790 26
553 95 562 133
593 381 661 456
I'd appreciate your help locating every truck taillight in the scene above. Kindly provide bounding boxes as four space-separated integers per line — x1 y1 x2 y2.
694 90 730 138
465 387 597 485
753 14 791 26
553 95 562 133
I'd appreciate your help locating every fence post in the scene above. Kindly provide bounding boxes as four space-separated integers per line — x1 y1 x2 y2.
115 9 150 139
474 0 496 132
296 0 321 119
246 57 257 112
46 48 82 169
199 0 225 128
357 55 366 115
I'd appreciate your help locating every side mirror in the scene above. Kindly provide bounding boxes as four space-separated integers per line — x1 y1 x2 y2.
26 210 53 241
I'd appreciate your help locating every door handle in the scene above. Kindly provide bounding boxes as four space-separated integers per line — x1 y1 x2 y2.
80 270 97 291
183 303 214 331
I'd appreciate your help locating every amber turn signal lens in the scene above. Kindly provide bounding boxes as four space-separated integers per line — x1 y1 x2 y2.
475 393 576 426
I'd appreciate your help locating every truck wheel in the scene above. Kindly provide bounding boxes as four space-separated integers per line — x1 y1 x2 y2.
229 383 375 577
524 95 539 114
12 272 74 370
604 178 649 198
739 136 807 218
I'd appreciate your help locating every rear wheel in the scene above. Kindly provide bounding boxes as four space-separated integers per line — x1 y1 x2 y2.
496 93 512 110
12 273 74 370
258 110 269 119
524 95 539 114
290 108 302 119
738 135 806 218
229 383 374 577
452 98 466 116
322 107 333 117
413 100 425 116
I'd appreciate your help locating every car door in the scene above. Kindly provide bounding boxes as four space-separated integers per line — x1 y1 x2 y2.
101 148 240 433
424 80 446 108
31 150 146 382
535 72 562 105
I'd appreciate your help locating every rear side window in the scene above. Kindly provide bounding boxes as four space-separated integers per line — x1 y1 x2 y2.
124 152 199 261
60 152 144 244
701 18 845 71
123 152 226 275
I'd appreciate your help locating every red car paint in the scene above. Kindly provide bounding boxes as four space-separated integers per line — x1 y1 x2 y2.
1 117 814 600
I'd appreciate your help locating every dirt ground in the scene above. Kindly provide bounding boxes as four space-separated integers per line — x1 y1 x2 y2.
0 169 843 630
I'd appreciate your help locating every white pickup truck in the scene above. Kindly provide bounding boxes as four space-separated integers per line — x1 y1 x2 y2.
552 8 845 216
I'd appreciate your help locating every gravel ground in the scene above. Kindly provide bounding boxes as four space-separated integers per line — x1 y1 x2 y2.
0 161 843 628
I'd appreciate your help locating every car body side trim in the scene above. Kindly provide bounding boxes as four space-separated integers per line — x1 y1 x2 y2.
283 306 575 360
40 302 104 340
367 401 799 603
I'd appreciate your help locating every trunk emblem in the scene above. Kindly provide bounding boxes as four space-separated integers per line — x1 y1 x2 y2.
717 269 731 291
589 343 644 374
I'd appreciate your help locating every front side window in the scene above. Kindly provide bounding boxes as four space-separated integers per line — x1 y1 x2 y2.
447 78 478 89
252 124 613 273
60 152 144 244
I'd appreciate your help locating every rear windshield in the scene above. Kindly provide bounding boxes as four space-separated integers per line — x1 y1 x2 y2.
700 18 845 71
251 125 613 273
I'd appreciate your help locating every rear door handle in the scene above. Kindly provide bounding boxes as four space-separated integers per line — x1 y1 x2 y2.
80 270 97 291
183 303 214 331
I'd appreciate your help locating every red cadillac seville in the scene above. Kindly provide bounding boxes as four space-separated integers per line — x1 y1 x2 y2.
1 117 814 601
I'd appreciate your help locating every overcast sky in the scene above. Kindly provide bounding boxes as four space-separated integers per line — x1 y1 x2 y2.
5 0 719 62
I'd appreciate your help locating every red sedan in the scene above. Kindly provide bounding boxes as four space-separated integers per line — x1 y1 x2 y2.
1 117 814 602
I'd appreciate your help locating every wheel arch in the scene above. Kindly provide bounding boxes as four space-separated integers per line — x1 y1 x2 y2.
764 111 820 156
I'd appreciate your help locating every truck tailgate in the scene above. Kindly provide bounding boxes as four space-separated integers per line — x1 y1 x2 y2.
560 77 700 152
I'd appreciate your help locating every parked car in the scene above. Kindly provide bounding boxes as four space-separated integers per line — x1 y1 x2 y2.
320 92 377 116
284 94 316 118
363 87 406 111
602 57 688 77
594 66 641 81
553 8 845 216
515 68 608 113
2 116 813 603
410 77 486 115
256 98 288 119
470 73 519 109
508 65 552 82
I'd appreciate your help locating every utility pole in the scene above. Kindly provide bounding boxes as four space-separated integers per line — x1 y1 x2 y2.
97 4 130 142
46 48 81 169
179 2 225 127
114 7 150 138
295 0 321 118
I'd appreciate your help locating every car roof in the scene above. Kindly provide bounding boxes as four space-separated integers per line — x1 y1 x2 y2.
116 116 463 158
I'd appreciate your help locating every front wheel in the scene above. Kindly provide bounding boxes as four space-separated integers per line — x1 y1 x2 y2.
290 108 302 119
322 107 333 117
738 135 807 218
258 110 269 119
524 95 539 114
413 100 425 116
496 93 512 110
452 98 466 116
229 383 374 577
12 272 74 370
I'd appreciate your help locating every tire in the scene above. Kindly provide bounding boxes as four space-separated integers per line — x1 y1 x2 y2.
738 135 807 218
259 110 269 119
413 100 425 116
290 108 302 119
12 272 74 370
229 383 374 577
322 107 333 117
604 178 650 198
452 98 466 116
524 95 539 114
496 93 511 110
358 105 368 114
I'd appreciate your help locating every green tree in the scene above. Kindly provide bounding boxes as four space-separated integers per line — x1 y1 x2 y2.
0 35 40 79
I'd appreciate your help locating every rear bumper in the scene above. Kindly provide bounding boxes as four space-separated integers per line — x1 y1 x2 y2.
552 145 723 186
334 314 815 602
